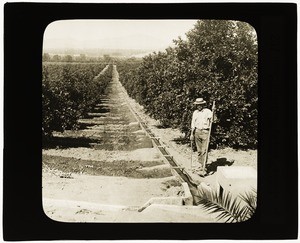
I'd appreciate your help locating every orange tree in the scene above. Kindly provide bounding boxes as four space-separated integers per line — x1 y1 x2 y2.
42 63 112 138
118 20 257 149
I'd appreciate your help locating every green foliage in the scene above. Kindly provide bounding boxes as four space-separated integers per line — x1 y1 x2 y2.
195 187 257 222
118 20 257 149
42 63 112 138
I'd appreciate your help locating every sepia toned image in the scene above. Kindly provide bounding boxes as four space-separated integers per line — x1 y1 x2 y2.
42 19 258 223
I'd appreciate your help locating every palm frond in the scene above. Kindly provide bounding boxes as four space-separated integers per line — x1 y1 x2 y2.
196 187 257 222
239 188 257 215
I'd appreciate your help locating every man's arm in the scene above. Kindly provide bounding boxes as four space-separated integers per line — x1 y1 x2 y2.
205 108 213 124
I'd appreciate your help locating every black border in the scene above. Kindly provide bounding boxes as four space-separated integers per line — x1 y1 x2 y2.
3 2 298 240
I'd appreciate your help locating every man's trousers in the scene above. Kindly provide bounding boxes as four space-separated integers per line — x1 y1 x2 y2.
194 129 209 169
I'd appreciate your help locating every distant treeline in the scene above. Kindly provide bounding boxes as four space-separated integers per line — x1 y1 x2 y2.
42 53 114 63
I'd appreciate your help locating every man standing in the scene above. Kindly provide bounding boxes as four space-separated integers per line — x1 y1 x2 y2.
190 98 213 175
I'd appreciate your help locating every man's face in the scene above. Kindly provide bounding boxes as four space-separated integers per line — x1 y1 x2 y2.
197 104 204 110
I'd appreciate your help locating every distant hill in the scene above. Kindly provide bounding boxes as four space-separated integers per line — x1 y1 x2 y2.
43 48 157 58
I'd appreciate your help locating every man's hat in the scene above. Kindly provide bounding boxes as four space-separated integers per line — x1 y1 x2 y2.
193 98 206 105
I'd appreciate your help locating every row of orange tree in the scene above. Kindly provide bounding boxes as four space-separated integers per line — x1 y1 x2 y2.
42 63 112 139
117 20 257 149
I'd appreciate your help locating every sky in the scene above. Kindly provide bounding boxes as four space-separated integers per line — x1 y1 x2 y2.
43 20 198 51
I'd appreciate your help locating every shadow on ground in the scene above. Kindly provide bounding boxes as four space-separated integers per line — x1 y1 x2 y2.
173 136 189 145
206 157 234 175
43 136 99 149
